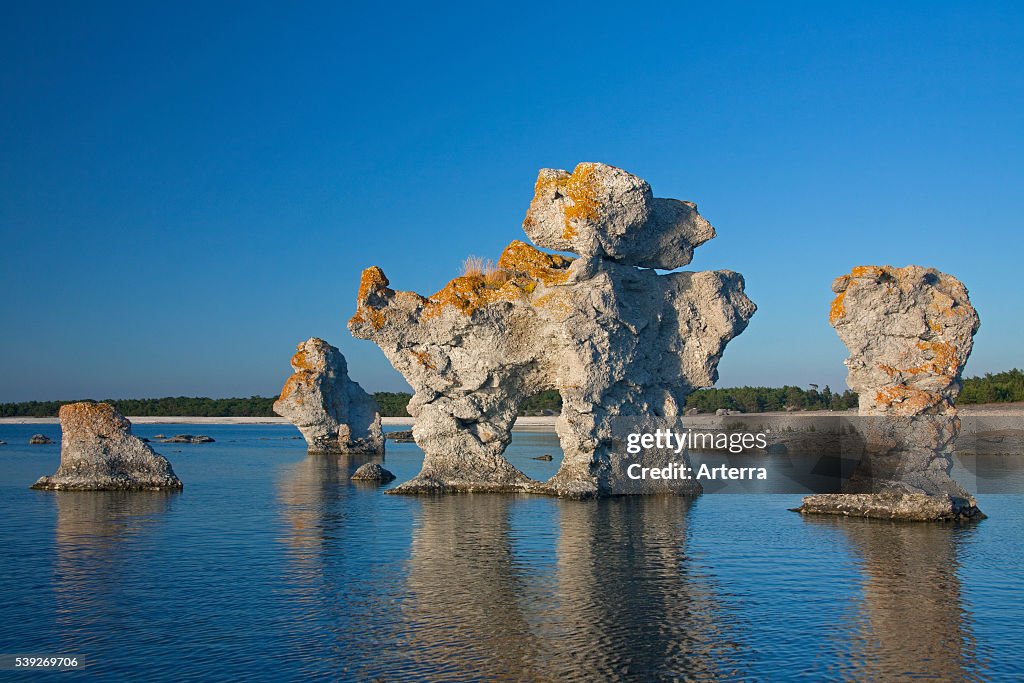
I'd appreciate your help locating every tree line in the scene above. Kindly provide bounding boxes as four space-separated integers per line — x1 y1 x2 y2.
2 370 1020 418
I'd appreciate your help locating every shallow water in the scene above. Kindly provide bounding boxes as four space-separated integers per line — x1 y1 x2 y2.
1 423 1021 681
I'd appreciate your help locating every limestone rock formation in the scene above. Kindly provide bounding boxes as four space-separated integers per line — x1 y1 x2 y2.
796 266 983 521
350 462 396 483
349 162 755 497
31 402 183 491
273 337 384 454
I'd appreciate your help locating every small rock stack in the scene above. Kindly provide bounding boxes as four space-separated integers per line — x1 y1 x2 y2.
797 266 983 521
32 402 183 491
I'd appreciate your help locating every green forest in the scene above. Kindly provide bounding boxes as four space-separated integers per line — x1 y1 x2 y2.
2 369 1021 418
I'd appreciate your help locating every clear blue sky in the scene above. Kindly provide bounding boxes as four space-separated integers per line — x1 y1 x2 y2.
1 2 1021 402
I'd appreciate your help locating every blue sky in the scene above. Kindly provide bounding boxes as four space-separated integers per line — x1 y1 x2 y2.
1 2 1021 402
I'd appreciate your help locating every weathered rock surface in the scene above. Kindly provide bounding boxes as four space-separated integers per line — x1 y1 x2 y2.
29 434 53 445
32 403 183 491
796 266 983 521
350 462 396 482
273 338 384 454
797 492 980 522
349 163 755 497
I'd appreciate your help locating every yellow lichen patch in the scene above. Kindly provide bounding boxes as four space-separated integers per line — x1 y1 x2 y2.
873 386 943 414
356 266 389 305
279 372 312 402
497 240 573 286
412 351 436 370
916 340 959 376
421 273 528 320
349 306 387 330
530 164 602 240
291 348 311 371
531 291 573 316
877 341 960 379
829 290 847 325
850 265 886 279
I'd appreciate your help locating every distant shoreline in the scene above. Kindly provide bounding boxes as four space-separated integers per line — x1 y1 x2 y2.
2 403 1019 428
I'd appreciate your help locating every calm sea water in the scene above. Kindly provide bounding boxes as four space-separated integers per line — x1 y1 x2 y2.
1 423 1022 681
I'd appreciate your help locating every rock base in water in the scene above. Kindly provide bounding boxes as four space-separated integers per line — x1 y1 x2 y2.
350 463 396 482
794 493 984 522
32 402 183 491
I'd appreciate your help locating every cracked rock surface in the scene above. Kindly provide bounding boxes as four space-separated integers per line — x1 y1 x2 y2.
349 163 755 497
273 337 384 454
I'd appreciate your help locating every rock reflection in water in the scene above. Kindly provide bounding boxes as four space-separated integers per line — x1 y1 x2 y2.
401 495 744 681
804 516 978 681
53 491 176 633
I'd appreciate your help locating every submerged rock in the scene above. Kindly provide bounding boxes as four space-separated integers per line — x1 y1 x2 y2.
350 163 755 497
273 338 384 454
532 454 554 461
385 429 415 443
350 462 396 482
795 266 982 522
29 434 53 445
31 402 183 491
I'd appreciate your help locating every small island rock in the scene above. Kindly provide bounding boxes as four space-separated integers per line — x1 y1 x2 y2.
350 463 396 483
31 402 183 491
29 434 53 445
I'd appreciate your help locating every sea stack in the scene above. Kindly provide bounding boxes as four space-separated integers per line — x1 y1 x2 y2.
32 402 183 491
273 337 384 454
349 162 755 497
797 266 983 521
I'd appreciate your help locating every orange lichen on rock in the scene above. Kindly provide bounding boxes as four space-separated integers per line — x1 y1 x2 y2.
829 290 847 325
421 273 528 320
350 267 394 330
278 373 309 403
530 163 602 240
497 240 573 286
850 265 886 279
412 351 435 370
356 266 390 304
917 340 959 376
873 385 945 413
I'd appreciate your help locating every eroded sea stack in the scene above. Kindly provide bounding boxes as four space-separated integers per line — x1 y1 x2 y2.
32 402 183 491
273 337 384 454
349 162 755 497
797 266 983 521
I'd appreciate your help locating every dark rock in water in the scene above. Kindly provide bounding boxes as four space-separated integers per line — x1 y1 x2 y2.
31 402 182 491
29 434 53 445
160 434 215 444
793 492 984 522
532 454 554 461
386 429 415 443
350 463 396 482
140 437 151 443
